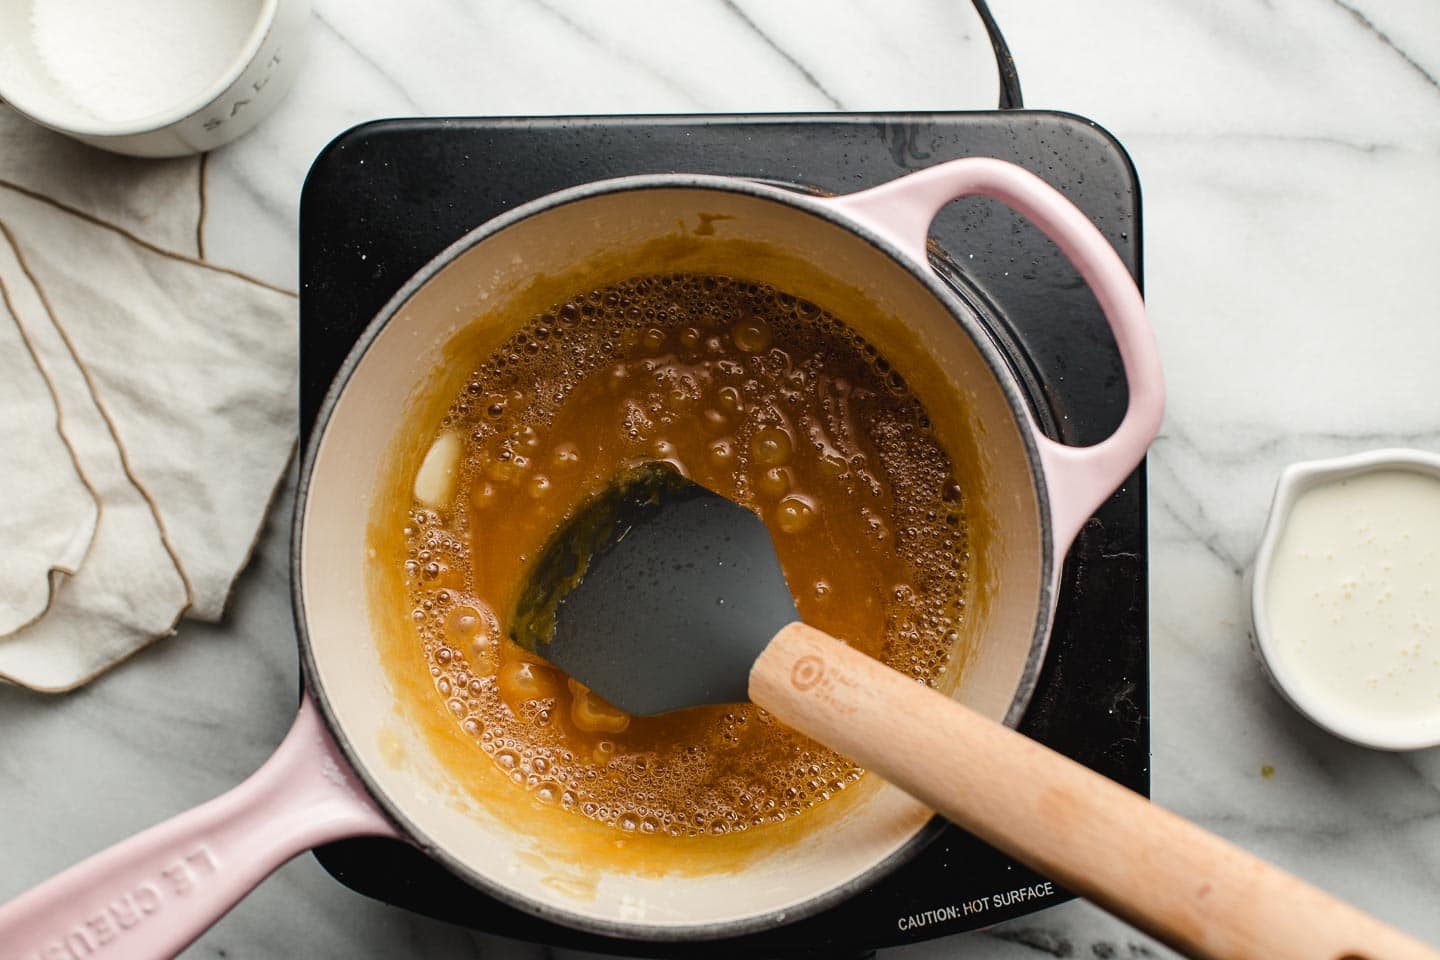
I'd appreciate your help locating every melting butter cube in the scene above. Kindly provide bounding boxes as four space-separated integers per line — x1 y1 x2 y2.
414 432 462 509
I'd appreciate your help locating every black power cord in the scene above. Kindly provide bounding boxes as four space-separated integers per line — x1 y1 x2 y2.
972 0 1023 108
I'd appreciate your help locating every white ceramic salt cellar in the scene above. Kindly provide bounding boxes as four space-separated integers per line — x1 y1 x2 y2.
1251 449 1440 751
0 0 309 157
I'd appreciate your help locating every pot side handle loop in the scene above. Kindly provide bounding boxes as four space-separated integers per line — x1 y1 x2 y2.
0 697 396 960
826 158 1164 559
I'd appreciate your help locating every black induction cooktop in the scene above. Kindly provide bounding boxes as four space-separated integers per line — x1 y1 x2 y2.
297 111 1149 958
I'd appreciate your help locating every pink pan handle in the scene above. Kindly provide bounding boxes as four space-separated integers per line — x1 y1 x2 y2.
827 158 1164 560
0 697 396 960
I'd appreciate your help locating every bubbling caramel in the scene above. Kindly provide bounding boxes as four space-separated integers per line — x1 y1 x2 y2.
394 274 970 838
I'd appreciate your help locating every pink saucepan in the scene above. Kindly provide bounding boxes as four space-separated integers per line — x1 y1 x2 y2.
2 158 1183 959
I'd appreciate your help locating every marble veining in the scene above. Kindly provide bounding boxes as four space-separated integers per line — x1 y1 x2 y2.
1327 0 1440 90
2 0 1438 957
713 0 846 109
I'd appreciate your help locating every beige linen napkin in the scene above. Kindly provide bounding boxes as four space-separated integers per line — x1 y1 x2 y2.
0 262 96 637
0 106 297 691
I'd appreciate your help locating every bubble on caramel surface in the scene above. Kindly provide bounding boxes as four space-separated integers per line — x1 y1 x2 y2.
400 274 971 836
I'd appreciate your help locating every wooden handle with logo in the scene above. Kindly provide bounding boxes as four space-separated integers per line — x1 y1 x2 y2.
750 622 1439 960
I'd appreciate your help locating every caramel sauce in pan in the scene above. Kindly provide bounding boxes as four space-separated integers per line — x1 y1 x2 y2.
375 273 972 859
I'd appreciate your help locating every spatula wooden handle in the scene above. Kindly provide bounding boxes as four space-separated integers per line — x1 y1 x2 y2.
750 622 1439 960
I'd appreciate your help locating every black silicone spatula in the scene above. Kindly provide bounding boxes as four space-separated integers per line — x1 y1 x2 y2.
511 461 799 716
509 462 1437 960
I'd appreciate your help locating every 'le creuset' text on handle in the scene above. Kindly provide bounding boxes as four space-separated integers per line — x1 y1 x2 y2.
0 698 396 960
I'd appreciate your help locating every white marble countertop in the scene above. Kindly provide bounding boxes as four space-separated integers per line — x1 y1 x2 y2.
3 1 1439 957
